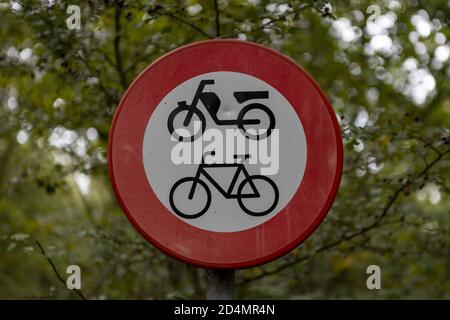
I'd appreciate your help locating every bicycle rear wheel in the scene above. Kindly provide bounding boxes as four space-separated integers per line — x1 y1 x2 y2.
237 175 279 216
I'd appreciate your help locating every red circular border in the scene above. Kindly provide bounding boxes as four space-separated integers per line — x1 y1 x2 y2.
108 40 343 269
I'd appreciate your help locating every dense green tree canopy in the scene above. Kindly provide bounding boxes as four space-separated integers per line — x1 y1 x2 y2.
0 0 449 299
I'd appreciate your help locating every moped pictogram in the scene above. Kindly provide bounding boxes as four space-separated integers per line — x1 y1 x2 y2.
167 79 276 142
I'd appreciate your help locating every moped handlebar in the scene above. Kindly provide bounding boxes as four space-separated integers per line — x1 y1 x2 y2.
199 79 214 86
190 80 215 111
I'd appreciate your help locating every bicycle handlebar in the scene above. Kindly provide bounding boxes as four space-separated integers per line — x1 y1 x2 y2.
233 154 250 159
202 151 250 160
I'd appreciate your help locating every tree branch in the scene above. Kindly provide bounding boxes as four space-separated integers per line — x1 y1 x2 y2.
214 0 221 37
35 240 88 300
411 135 443 156
163 12 213 39
114 3 128 90
237 147 450 286
88 247 143 296
221 3 312 38
74 50 117 107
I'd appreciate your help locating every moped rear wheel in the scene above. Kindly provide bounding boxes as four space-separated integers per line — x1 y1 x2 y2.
169 177 211 219
237 103 275 140
167 105 206 142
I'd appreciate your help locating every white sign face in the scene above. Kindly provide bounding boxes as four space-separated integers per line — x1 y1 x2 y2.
143 71 307 232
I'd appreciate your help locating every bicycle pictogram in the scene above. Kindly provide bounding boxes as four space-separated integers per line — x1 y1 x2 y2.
169 152 279 219
167 79 276 142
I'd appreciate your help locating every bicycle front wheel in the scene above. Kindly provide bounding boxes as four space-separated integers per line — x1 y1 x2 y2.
169 177 211 219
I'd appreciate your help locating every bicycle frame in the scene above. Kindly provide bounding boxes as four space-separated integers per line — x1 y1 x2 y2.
188 161 260 200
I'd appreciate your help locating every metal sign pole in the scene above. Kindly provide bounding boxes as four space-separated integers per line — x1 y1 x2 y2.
206 269 235 300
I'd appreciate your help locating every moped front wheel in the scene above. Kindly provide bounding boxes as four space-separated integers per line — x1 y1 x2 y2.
167 105 206 142
237 103 275 140
169 177 211 219
237 175 279 217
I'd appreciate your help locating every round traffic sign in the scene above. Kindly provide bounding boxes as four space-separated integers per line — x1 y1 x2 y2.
109 40 343 269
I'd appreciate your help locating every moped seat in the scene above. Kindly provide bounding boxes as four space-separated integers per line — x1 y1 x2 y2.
234 91 269 103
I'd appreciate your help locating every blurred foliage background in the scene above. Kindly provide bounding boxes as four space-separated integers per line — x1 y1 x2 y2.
0 0 449 299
